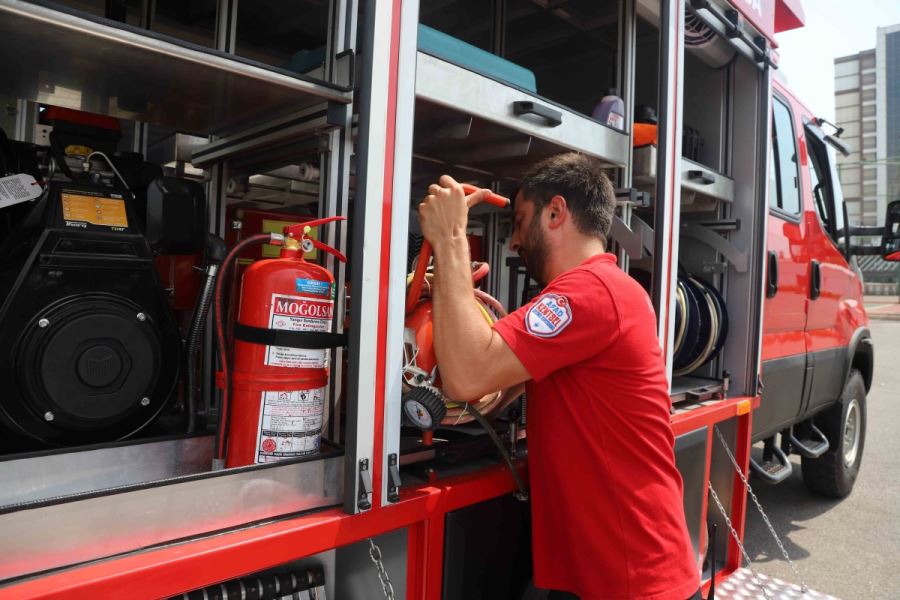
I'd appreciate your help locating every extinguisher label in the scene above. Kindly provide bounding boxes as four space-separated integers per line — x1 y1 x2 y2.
256 387 326 463
265 294 333 368
295 278 331 296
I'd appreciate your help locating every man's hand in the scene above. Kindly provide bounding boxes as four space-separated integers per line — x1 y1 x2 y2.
418 175 488 251
417 175 530 402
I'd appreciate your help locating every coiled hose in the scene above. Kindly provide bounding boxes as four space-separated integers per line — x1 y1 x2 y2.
185 234 226 433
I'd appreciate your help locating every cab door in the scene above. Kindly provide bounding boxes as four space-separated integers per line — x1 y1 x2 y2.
758 94 809 440
800 120 857 415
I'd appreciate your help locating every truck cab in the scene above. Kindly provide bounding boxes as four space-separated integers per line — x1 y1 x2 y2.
758 79 874 496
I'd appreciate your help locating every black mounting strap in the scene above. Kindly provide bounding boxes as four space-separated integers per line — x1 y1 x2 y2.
234 323 347 349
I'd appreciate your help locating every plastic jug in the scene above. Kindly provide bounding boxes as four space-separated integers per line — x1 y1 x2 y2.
592 88 625 130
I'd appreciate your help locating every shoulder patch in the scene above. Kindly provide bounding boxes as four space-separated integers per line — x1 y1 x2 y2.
525 294 573 338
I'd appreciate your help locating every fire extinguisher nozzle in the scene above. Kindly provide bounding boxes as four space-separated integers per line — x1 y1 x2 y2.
269 233 285 246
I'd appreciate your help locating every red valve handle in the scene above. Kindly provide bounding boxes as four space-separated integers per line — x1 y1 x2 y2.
283 216 348 262
405 184 510 315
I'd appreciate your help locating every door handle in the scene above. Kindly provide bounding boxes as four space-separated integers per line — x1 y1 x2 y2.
810 259 821 300
687 169 716 185
512 101 563 127
766 251 778 298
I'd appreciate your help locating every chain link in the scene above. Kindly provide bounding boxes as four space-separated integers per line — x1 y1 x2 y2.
708 481 774 600
368 538 396 600
713 425 809 593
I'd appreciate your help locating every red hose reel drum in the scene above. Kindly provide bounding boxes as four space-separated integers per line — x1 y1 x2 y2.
224 218 346 467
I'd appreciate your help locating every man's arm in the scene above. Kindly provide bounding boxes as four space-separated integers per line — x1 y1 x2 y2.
418 176 531 402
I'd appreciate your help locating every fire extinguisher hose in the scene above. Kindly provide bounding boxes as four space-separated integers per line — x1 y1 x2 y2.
213 233 282 466
185 234 227 433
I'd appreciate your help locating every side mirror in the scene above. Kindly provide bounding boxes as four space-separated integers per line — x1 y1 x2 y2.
883 200 900 262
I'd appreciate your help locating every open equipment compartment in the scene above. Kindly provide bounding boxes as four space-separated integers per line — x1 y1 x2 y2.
0 0 364 583
385 0 659 499
625 0 770 407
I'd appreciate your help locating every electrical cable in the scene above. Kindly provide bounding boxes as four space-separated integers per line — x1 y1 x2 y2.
463 402 528 502
84 151 132 194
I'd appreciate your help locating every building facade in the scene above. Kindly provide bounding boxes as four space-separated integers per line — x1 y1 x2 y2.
834 24 900 228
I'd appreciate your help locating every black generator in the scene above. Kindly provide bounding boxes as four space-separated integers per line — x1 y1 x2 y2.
0 110 207 450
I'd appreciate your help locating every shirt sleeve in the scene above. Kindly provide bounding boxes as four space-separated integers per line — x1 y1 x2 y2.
493 268 621 382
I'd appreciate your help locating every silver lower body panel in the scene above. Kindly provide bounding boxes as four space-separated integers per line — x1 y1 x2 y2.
0 445 343 582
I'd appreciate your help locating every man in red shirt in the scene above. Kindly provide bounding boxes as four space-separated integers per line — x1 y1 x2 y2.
418 153 700 600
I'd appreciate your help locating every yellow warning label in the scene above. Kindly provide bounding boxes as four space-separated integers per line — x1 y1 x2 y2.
61 193 129 228
261 219 317 259
64 144 93 157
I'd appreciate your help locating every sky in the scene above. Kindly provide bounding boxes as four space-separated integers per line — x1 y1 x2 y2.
774 1 900 121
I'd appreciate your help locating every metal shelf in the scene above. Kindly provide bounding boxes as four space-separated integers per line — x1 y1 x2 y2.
670 376 726 407
633 146 735 208
0 0 352 135
413 52 630 181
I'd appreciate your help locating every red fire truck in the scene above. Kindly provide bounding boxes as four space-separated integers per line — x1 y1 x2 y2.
0 0 898 598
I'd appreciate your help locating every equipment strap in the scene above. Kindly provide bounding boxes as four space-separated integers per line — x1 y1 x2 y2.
233 323 348 349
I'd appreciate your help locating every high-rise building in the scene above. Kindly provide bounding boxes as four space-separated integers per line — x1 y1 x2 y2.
834 24 900 228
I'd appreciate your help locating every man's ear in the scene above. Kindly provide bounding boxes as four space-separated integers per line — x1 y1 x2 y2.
547 195 568 230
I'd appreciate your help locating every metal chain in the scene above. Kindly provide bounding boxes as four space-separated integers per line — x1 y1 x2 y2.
713 425 809 593
368 538 396 600
708 481 774 600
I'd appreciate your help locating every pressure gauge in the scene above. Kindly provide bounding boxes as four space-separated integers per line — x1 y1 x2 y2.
402 386 446 431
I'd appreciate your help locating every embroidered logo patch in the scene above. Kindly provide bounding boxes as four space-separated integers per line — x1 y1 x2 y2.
525 294 573 338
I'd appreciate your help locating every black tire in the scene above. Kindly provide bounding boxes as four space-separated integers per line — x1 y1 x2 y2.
801 369 867 498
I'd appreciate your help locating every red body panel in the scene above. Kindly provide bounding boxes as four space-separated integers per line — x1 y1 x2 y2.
226 256 334 467
762 212 809 362
763 82 868 363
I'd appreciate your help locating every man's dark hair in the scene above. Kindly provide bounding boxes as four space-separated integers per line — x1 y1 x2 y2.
519 152 616 244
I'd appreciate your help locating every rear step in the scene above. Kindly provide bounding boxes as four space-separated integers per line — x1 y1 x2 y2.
749 439 792 484
788 423 830 459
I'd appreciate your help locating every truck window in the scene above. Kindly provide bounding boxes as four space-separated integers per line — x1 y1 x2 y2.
771 98 801 215
807 133 848 252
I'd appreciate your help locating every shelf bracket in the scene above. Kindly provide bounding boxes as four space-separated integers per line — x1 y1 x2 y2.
681 222 748 272
611 212 655 260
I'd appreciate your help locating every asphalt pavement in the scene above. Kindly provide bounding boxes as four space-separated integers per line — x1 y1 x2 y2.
742 319 900 599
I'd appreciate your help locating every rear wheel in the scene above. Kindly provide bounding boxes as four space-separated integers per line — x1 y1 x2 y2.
801 369 867 498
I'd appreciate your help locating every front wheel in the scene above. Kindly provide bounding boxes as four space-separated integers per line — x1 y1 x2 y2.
801 369 867 498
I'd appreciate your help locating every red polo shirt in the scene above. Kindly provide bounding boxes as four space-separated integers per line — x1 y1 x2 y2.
493 253 699 600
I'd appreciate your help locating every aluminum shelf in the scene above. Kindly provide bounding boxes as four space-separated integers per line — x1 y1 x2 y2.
633 146 736 207
414 51 630 180
0 0 352 135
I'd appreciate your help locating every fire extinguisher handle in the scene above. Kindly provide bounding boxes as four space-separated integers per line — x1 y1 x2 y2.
283 215 347 236
309 237 348 262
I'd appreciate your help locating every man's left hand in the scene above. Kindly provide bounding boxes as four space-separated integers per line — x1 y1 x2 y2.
418 175 488 250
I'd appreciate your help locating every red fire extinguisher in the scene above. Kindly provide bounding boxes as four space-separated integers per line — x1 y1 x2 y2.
214 216 347 468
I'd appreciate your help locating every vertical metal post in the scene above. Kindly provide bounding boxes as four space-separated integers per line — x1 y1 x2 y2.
618 0 636 187
131 0 155 157
651 0 685 381
203 0 239 420
380 0 419 507
345 0 402 513
748 65 773 397
616 0 637 274
215 0 239 54
492 0 507 56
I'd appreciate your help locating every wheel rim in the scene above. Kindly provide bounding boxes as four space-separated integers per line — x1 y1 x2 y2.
843 398 861 468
